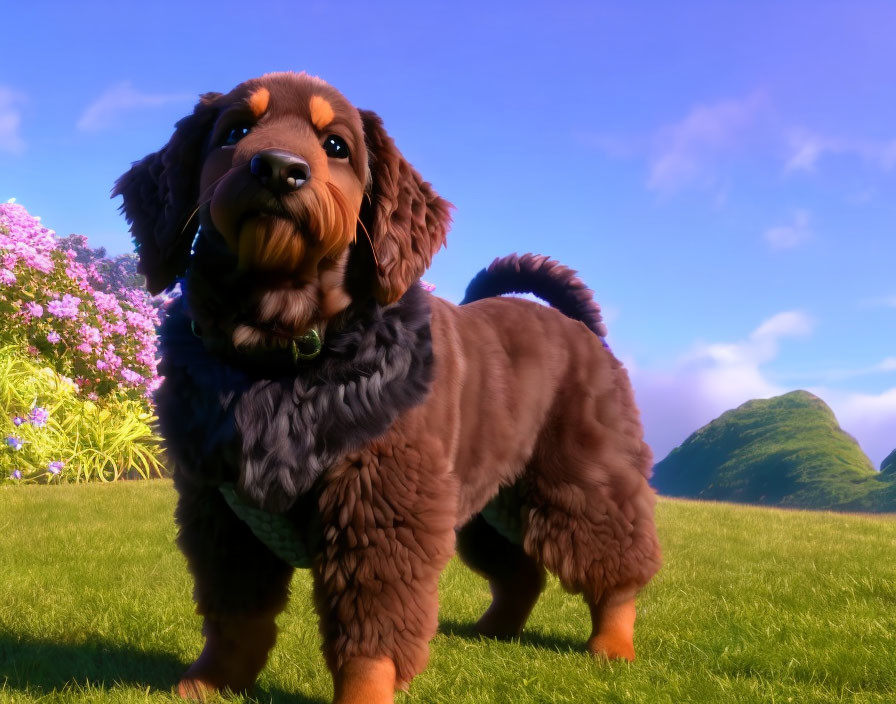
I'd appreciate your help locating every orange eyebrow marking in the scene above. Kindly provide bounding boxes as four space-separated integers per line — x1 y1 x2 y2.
310 95 335 130
248 87 270 117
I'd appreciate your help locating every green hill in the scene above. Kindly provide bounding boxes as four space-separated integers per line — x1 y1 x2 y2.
881 449 896 476
651 390 896 512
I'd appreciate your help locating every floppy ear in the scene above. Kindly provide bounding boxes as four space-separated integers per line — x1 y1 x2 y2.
112 92 221 295
358 110 452 304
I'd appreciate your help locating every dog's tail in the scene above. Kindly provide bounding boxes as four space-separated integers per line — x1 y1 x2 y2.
460 253 609 341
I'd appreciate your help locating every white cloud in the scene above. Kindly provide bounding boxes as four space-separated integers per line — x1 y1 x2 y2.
0 87 26 155
631 311 895 469
647 92 769 193
784 357 896 384
77 81 191 132
764 209 812 250
631 311 813 463
785 130 896 173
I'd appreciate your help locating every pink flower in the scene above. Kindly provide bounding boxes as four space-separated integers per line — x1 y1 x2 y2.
103 348 122 369
24 302 43 317
121 368 143 385
46 330 61 344
46 294 81 319
93 291 123 316
78 324 102 346
0 268 16 286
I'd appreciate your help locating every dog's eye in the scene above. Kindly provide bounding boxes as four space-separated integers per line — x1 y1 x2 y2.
223 125 251 146
322 135 350 160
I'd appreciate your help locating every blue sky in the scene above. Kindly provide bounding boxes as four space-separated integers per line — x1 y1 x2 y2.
2 1 894 466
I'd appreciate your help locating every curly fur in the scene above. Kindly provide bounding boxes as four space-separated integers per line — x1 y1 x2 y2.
462 252 609 339
115 71 661 703
158 280 433 512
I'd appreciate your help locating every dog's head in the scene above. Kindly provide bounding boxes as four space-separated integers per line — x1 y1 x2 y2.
114 72 451 348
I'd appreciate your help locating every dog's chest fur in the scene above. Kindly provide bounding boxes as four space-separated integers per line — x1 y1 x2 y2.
155 284 434 513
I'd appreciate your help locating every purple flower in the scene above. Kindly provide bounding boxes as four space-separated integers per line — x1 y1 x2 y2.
48 461 63 475
103 348 122 369
46 294 81 319
46 330 61 344
5 436 24 451
28 406 49 427
12 416 25 426
121 368 143 385
95 359 108 370
0 268 16 286
10 469 22 480
78 324 102 346
25 302 44 318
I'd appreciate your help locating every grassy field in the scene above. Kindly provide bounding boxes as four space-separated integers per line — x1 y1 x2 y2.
1 482 894 703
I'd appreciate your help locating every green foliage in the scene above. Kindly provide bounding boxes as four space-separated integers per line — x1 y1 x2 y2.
652 390 896 511
0 345 165 483
1 484 895 702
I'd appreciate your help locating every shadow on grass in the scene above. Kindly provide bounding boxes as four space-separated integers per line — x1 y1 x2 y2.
438 618 585 654
0 633 327 703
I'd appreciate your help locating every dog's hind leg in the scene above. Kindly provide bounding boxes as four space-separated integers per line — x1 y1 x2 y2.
521 398 661 662
522 471 657 661
456 513 546 639
586 588 638 661
173 480 294 699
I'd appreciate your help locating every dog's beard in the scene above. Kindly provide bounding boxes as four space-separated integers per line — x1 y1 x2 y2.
235 180 356 274
216 180 357 348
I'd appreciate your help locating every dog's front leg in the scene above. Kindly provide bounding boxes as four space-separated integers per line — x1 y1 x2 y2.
313 439 456 704
173 479 295 700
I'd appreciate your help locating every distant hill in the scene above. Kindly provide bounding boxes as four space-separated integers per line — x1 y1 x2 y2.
881 449 896 476
651 390 896 512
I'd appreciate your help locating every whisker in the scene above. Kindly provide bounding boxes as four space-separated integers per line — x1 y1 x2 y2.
324 181 382 273
356 216 383 275
180 170 237 234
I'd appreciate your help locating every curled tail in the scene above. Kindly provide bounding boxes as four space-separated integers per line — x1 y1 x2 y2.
460 253 609 341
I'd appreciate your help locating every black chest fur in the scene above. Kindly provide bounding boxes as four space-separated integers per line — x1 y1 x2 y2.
155 285 434 513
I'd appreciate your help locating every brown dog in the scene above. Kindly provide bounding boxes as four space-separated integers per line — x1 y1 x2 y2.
115 71 661 703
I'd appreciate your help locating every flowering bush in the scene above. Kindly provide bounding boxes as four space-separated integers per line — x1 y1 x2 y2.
0 201 166 483
0 345 164 482
56 233 145 294
0 201 160 406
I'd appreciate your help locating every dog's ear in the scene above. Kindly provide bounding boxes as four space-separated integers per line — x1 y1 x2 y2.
112 92 221 295
358 110 452 304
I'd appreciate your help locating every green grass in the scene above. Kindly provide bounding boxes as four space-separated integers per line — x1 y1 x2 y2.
1 483 895 703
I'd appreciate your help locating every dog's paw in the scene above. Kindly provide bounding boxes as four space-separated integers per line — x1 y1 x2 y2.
586 634 636 662
473 611 524 640
176 676 216 700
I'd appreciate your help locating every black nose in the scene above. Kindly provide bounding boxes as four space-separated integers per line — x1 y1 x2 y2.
249 149 310 193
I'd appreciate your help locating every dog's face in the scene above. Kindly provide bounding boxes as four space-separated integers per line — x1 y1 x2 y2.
115 72 451 349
